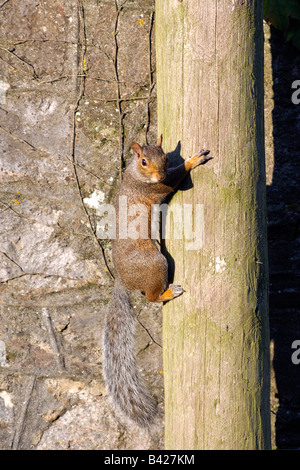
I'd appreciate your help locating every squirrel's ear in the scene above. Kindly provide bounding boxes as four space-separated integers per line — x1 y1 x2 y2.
131 142 143 159
157 134 163 147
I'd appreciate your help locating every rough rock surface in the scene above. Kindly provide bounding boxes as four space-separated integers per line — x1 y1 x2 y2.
0 0 163 450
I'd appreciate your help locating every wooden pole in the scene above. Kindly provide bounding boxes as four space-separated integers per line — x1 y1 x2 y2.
156 0 271 450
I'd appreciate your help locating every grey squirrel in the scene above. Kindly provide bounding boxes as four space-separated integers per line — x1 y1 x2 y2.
103 135 210 427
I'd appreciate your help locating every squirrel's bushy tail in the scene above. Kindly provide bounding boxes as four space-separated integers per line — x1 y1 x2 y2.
103 278 157 427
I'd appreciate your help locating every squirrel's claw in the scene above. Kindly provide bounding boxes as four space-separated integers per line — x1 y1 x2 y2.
195 149 213 166
198 149 210 157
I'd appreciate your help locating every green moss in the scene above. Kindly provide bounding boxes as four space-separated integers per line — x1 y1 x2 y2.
219 185 243 203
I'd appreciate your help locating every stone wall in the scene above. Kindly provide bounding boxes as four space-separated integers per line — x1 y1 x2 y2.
0 0 163 450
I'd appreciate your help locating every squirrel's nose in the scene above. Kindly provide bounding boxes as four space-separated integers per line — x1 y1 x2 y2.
154 173 165 182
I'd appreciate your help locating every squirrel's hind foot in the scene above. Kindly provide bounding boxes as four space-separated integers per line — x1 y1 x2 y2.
169 284 185 298
155 284 185 302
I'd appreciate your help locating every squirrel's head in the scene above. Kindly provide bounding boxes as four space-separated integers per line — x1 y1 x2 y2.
131 135 168 183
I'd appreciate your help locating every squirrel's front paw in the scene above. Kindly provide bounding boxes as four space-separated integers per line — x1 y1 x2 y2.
186 149 211 170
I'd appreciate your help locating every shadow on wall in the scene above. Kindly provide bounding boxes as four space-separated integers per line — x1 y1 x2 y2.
267 26 300 449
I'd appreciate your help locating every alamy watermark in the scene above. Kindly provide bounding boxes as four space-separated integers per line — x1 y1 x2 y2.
0 80 10 105
94 196 204 251
291 80 300 105
291 340 300 365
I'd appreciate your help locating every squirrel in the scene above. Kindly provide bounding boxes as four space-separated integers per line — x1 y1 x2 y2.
103 135 210 428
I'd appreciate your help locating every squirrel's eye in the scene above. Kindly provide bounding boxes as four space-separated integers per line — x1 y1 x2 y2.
141 159 147 167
